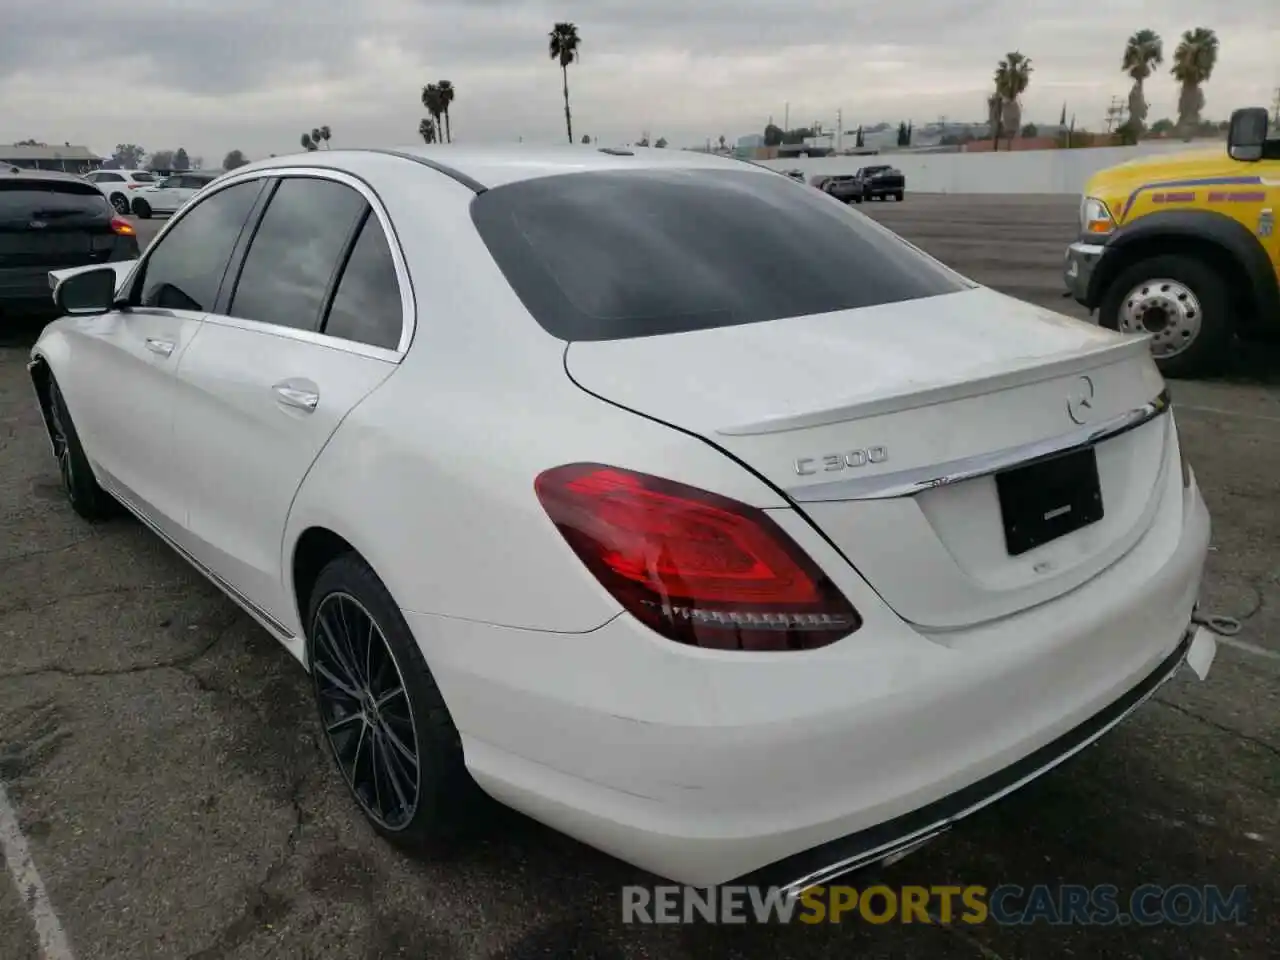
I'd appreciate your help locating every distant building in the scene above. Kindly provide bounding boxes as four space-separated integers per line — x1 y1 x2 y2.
1 143 102 173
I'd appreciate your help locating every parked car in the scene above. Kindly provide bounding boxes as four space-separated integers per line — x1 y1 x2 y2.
82 169 158 215
0 167 138 314
31 146 1213 895
822 174 863 203
1064 106 1280 378
851 165 907 202
131 170 222 218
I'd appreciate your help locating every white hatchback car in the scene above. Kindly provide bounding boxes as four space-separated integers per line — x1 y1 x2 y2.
130 170 221 218
30 147 1214 895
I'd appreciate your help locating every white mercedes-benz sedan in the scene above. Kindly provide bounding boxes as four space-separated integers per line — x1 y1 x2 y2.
29 146 1215 895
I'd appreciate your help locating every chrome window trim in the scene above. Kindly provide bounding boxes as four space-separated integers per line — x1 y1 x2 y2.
199 312 401 364
787 388 1171 503
131 165 417 362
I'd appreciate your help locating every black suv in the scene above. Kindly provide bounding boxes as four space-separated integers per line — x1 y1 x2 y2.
0 167 140 315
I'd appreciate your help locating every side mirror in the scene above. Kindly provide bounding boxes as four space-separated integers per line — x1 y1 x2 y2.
1227 107 1268 162
52 266 119 315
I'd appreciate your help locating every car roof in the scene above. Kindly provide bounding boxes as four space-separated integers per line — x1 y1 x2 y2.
229 145 765 191
3 166 94 184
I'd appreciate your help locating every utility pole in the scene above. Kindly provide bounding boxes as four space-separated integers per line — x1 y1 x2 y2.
836 109 842 152
1272 87 1280 125
1104 96 1126 134
784 101 790 132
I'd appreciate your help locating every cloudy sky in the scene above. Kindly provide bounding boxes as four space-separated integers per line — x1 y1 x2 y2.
3 0 1276 163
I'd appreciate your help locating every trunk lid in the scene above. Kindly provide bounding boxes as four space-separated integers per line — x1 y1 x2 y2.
566 286 1171 629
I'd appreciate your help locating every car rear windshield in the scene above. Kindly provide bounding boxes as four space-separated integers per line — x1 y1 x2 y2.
471 168 967 341
0 181 110 221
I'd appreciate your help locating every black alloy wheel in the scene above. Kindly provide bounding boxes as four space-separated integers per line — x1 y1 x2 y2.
312 590 422 831
47 377 112 520
307 554 478 845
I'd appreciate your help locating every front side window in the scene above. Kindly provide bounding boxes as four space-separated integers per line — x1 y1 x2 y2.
228 177 367 332
97 173 124 183
135 179 263 312
322 213 403 350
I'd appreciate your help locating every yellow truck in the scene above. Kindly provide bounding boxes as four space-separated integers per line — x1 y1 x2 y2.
1064 107 1279 377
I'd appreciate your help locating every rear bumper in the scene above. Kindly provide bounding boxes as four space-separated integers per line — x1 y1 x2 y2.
0 240 139 308
408 470 1211 887
736 626 1196 895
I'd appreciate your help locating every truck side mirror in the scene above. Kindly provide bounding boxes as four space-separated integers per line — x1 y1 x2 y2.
1227 107 1268 162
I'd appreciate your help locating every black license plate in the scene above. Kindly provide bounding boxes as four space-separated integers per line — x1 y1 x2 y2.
996 447 1104 556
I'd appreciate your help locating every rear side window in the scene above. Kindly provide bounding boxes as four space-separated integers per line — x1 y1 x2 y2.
229 177 367 332
131 172 155 183
0 181 111 220
471 169 967 341
322 213 403 350
136 180 263 311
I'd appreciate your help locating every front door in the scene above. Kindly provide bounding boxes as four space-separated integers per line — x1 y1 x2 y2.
167 174 405 628
66 178 265 532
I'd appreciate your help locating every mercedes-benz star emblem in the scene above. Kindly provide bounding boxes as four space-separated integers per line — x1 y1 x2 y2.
1066 375 1095 425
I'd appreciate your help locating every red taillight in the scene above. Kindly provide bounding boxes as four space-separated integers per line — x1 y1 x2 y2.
110 217 135 236
535 463 861 651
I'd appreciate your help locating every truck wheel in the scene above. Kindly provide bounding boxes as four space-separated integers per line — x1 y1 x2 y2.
894 191 905 202
1098 254 1232 379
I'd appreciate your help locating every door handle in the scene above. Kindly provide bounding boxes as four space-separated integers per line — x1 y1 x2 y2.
272 382 319 411
145 338 176 357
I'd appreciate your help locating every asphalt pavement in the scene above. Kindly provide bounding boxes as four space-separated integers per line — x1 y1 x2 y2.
1 195 1277 960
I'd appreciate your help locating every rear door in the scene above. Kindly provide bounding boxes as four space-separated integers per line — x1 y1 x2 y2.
0 178 125 303
168 172 406 628
62 178 266 534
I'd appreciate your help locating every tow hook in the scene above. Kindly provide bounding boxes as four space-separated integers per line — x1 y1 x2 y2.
1191 611 1242 637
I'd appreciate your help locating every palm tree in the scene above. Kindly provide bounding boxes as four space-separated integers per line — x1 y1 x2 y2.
549 22 582 144
994 52 1033 148
986 92 1004 150
319 125 332 149
1121 30 1163 137
1172 27 1219 136
300 132 317 151
419 117 437 144
437 80 455 143
422 84 444 144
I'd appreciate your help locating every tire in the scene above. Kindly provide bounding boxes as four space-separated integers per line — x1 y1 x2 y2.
46 376 113 521
307 553 480 848
132 198 152 219
109 193 129 215
1098 253 1232 379
894 191 904 202
853 194 863 204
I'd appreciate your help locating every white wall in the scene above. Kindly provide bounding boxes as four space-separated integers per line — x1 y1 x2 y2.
760 140 1222 195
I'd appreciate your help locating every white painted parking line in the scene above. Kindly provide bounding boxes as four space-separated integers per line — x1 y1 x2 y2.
0 780 75 960
1217 635 1280 664
1176 404 1280 425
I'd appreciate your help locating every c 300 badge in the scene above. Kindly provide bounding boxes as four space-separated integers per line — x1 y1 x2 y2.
1260 209 1274 239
